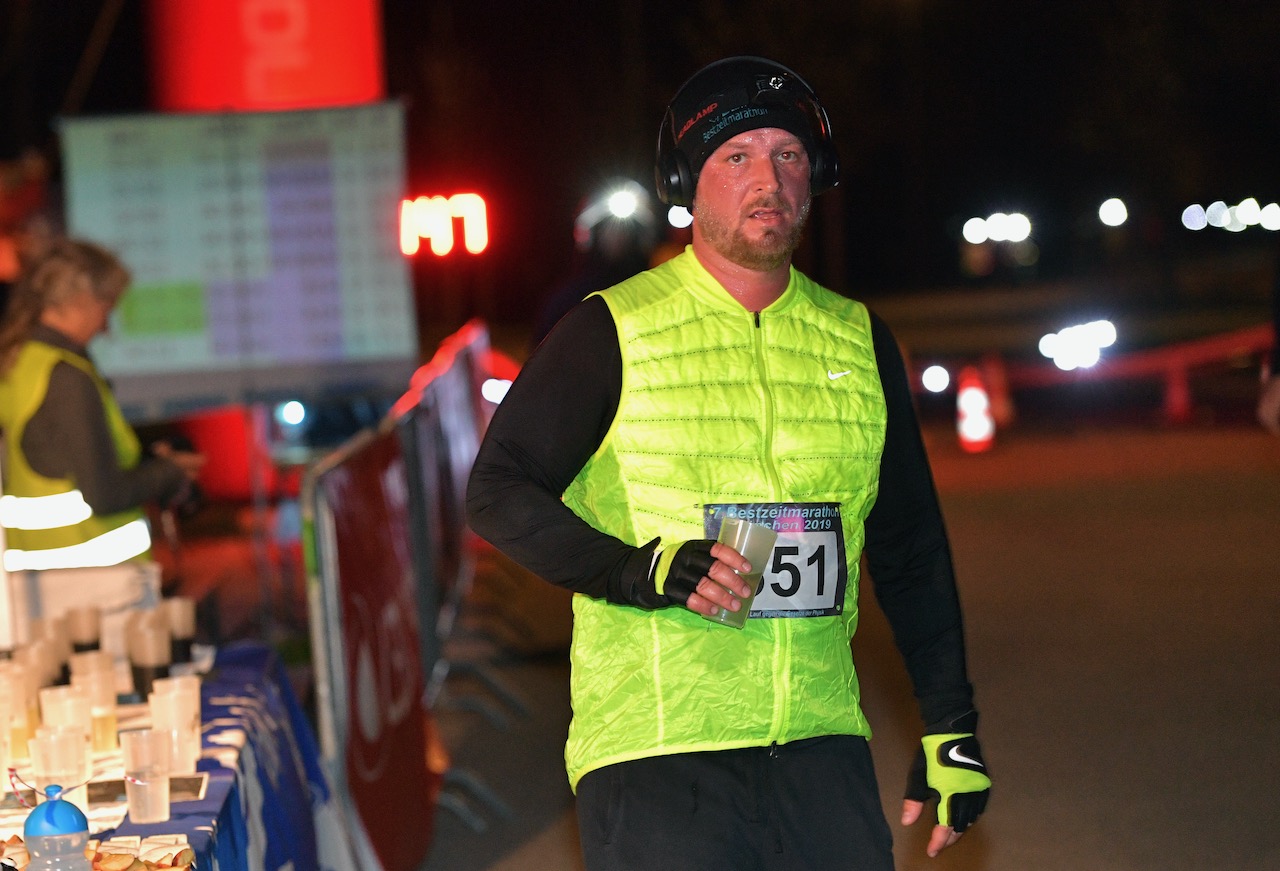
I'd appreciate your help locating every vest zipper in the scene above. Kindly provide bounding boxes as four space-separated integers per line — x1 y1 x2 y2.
753 309 793 742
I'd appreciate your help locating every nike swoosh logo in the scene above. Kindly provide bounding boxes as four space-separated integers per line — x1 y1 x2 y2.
827 369 852 380
948 746 984 768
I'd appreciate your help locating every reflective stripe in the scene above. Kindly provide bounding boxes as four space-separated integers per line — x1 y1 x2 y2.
1 519 151 571
0 490 95 530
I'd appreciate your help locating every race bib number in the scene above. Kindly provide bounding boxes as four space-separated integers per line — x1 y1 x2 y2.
703 502 848 618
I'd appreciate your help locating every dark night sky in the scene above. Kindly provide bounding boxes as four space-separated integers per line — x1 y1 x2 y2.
3 1 1278 324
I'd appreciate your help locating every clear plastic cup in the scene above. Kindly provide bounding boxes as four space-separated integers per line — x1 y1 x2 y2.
161 598 197 664
119 728 172 824
704 517 778 629
38 686 92 732
128 619 171 699
70 669 118 754
65 606 102 653
148 686 200 775
29 725 92 813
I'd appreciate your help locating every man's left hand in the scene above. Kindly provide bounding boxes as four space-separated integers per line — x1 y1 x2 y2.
902 732 991 857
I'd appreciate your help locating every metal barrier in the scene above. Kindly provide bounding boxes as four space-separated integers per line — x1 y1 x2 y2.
989 323 1272 425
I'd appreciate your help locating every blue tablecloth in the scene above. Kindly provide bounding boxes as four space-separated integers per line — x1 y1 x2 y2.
95 642 331 871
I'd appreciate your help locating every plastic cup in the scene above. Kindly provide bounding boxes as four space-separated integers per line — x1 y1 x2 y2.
704 517 778 629
38 685 92 731
148 686 200 775
71 668 119 753
161 598 196 664
65 606 102 653
29 725 91 812
119 728 172 824
68 649 114 681
0 685 12 783
0 662 35 761
128 620 171 699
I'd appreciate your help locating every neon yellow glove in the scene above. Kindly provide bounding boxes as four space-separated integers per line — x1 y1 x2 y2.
905 732 991 832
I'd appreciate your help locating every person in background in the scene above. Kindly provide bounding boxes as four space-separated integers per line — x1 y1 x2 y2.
0 238 204 573
468 56 990 869
530 180 659 349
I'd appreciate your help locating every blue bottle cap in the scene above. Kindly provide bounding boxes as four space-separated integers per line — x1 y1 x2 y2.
23 787 89 837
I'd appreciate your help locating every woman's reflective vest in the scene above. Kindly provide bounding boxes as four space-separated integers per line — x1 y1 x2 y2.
0 341 151 572
560 249 887 790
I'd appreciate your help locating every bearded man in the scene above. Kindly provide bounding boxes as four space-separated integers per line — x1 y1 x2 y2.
467 56 991 871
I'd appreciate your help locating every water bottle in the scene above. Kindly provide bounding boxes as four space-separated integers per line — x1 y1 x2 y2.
23 786 93 871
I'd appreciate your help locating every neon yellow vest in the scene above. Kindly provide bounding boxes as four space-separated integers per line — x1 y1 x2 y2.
561 249 887 790
0 340 151 571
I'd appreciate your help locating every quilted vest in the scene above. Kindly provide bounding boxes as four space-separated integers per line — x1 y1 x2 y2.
561 248 887 790
0 341 151 571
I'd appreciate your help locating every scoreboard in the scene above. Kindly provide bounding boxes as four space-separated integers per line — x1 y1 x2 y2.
60 102 416 422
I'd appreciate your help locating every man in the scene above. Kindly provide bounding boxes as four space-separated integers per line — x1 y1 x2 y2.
467 56 990 869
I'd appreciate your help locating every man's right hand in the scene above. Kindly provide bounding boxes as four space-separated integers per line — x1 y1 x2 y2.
630 540 753 615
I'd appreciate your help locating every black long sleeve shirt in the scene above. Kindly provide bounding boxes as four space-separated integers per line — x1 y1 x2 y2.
467 295 975 728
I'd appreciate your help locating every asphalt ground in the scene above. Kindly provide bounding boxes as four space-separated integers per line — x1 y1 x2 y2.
423 415 1280 871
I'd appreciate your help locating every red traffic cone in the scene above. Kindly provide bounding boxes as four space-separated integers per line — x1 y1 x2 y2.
956 365 995 453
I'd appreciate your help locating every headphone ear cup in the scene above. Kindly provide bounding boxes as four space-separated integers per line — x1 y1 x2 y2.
655 148 694 208
809 140 840 195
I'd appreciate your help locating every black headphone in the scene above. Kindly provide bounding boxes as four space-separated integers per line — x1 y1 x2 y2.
654 57 840 208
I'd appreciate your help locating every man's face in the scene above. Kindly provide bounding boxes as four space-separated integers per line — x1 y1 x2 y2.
691 127 812 272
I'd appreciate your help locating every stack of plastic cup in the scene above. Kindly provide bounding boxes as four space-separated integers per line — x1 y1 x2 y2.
29 618 71 685
0 661 36 762
148 675 200 775
69 663 118 754
161 598 197 667
65 607 102 654
127 610 171 698
0 679 12 783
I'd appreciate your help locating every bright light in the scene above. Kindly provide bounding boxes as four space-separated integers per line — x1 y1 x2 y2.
1260 203 1280 231
958 409 995 442
481 378 512 404
957 385 990 415
1039 319 1116 371
607 189 639 219
1005 213 1032 242
400 193 489 256
1205 201 1230 228
1236 197 1261 225
452 193 490 253
275 400 306 427
1099 198 1128 227
962 217 988 244
921 365 950 393
985 213 1011 242
1182 204 1207 230
667 206 693 229
977 212 1031 243
1183 198 1280 232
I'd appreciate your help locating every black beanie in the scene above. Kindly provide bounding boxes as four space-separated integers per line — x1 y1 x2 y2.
667 57 820 182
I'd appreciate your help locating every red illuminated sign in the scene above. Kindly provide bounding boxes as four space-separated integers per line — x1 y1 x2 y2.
400 195 489 256
146 0 385 111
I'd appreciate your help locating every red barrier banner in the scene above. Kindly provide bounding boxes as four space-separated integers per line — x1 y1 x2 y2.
312 428 441 870
147 0 385 111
